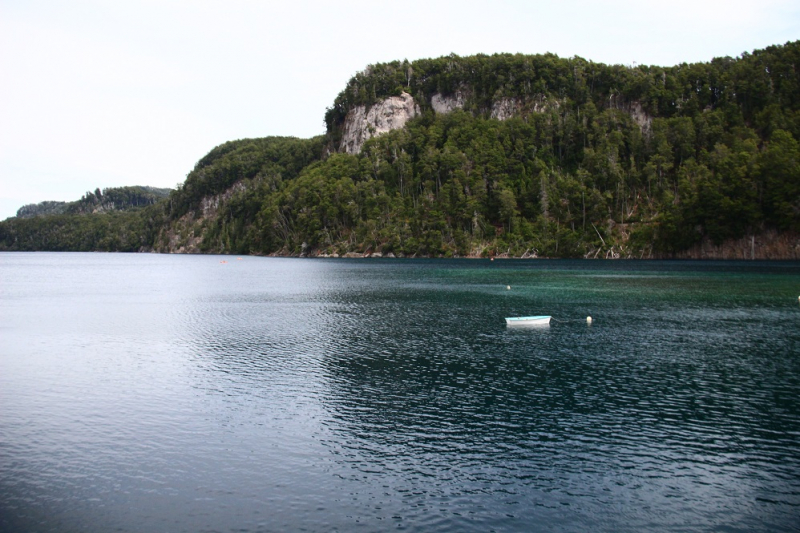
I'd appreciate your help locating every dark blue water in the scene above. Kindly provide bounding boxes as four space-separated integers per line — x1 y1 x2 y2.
1 253 799 532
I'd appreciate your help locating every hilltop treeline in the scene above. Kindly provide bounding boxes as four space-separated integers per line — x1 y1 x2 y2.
1 186 170 252
2 42 799 257
15 185 171 219
325 44 800 148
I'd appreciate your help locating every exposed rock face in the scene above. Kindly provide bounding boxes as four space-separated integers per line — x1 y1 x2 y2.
339 92 420 154
490 97 520 120
627 101 652 134
432 92 559 121
528 94 560 114
609 97 652 134
200 181 246 219
431 92 465 114
337 90 652 155
156 181 248 253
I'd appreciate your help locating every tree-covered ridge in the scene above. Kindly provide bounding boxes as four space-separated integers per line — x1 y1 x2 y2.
2 186 172 251
0 208 165 252
1 43 798 257
313 42 800 257
186 106 798 258
16 185 171 218
15 201 69 218
166 136 326 220
325 42 800 143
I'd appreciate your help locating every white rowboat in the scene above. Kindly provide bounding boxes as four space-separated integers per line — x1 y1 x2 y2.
505 315 551 326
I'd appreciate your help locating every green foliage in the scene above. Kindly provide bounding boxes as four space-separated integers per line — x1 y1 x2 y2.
15 201 68 218
15 186 170 219
0 204 166 252
169 136 325 220
1 186 171 252
760 130 800 231
326 42 800 136
69 185 171 214
5 42 800 256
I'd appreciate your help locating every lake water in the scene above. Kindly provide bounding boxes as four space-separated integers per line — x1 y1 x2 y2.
1 253 799 532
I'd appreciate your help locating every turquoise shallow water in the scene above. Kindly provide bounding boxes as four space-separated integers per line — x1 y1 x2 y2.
1 253 798 532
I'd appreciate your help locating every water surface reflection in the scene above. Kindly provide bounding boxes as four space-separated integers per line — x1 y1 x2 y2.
1 254 798 532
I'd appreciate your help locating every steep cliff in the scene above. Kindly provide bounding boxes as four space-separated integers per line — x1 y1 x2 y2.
339 93 420 154
326 53 662 153
336 89 649 154
430 91 465 114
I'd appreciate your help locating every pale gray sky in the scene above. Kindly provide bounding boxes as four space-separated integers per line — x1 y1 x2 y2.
1 0 798 219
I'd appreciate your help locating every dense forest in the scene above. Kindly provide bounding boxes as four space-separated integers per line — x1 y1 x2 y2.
2 42 799 258
15 186 171 218
1 186 170 251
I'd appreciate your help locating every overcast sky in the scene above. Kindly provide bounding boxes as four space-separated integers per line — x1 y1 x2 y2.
1 0 798 220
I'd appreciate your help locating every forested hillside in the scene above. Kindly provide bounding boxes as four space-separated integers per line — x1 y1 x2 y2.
1 186 170 251
2 42 799 257
15 186 171 219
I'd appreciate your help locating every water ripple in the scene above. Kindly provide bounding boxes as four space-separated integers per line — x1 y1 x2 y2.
1 255 799 532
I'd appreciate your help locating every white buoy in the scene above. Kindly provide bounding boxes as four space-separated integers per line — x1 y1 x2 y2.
506 285 511 290
587 316 593 324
